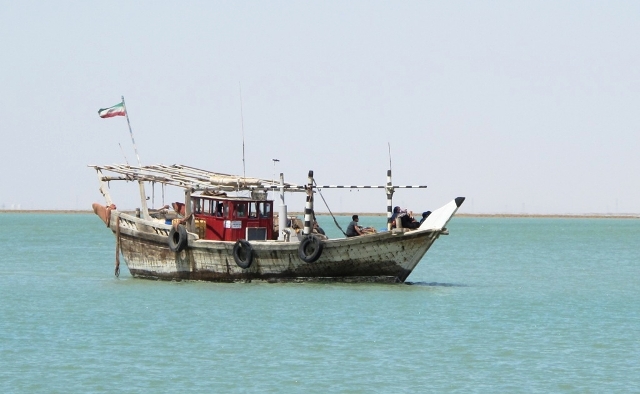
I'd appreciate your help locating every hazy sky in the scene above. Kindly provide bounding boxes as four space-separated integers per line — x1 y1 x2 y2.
1 1 639 214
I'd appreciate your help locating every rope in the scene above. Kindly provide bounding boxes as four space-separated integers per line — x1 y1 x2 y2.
105 205 112 228
313 179 347 237
115 216 120 277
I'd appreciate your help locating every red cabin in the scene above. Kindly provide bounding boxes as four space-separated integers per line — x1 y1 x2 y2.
191 195 274 241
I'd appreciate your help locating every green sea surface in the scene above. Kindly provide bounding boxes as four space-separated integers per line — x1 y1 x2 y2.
1 213 638 392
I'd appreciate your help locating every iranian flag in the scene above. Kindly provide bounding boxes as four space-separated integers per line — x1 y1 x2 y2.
98 102 126 118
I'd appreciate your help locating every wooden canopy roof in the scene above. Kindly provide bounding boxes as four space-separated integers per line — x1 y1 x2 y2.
89 164 301 192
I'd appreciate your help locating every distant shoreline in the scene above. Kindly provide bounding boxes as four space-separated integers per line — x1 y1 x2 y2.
0 209 637 219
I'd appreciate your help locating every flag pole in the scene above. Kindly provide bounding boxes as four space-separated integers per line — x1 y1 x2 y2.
121 96 142 168
120 96 149 220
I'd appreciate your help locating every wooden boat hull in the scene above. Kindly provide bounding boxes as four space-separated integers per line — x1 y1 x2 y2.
91 163 464 283
109 212 444 283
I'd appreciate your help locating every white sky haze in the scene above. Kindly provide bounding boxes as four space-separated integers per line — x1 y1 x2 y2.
1 1 639 214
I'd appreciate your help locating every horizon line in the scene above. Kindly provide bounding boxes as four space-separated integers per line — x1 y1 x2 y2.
0 209 638 219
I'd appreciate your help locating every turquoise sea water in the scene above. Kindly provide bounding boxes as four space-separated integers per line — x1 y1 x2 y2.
1 213 639 393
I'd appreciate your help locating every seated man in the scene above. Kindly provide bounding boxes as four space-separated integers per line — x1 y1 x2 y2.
313 221 326 236
389 206 420 229
419 211 432 225
401 213 420 229
346 215 364 237
312 221 328 240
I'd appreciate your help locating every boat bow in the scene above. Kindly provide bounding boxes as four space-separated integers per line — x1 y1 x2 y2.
419 197 465 231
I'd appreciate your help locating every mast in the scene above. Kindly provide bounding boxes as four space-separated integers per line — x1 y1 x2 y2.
387 143 393 230
303 170 314 235
386 169 394 230
121 96 150 220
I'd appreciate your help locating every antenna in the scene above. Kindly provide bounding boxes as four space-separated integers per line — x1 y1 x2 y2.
388 142 392 172
271 158 279 199
118 143 129 165
272 158 280 183
239 82 246 179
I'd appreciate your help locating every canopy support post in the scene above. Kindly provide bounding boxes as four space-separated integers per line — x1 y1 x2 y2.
278 173 288 241
96 169 113 206
138 181 150 220
184 188 194 233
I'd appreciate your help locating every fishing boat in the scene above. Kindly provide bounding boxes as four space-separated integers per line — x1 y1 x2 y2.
90 163 464 283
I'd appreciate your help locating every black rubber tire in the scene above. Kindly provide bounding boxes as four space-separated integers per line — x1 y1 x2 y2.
168 225 188 252
233 239 253 269
298 235 323 263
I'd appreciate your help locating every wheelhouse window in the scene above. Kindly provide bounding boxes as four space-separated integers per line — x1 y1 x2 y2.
204 199 213 216
222 203 229 218
215 201 225 217
235 203 247 218
260 202 272 218
249 202 259 218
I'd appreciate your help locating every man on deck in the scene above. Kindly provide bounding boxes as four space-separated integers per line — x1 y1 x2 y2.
346 215 364 237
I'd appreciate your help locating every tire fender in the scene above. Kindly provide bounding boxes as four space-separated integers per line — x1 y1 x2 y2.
298 235 323 263
233 239 254 269
168 225 188 252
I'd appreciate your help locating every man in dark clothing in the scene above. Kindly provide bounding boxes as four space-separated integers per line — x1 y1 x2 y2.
313 221 325 235
389 206 420 229
346 215 364 237
419 211 432 225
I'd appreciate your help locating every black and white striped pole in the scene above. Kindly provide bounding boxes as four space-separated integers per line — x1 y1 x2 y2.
303 170 314 235
386 169 394 230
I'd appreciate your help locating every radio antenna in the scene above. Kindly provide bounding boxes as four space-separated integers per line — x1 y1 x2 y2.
239 82 246 179
118 143 129 165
